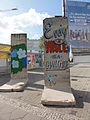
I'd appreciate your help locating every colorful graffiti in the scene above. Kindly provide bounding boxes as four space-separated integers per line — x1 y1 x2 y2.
45 41 69 53
48 74 56 86
51 54 62 59
44 18 70 72
44 17 70 89
44 21 69 53
27 54 35 69
27 53 42 69
11 44 27 74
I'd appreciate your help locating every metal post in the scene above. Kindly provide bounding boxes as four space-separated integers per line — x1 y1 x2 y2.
63 0 65 17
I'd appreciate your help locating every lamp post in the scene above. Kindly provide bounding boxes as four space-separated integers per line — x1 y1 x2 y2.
0 8 18 12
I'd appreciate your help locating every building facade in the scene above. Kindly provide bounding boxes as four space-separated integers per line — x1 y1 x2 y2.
0 44 11 73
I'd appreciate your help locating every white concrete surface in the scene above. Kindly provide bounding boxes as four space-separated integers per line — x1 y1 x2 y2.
41 87 76 106
0 79 28 92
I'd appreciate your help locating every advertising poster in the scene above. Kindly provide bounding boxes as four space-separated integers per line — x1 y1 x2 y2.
66 0 90 48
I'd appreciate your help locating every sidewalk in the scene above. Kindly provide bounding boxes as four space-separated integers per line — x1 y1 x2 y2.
0 63 90 120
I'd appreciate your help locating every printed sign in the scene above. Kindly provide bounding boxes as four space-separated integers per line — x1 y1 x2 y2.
66 0 90 48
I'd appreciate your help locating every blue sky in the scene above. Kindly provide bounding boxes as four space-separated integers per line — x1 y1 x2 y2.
0 0 90 44
0 0 62 44
0 0 62 15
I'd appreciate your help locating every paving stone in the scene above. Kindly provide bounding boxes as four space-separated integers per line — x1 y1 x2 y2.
23 113 42 120
0 63 90 120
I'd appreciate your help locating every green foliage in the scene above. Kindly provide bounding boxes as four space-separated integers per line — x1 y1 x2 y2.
39 36 44 52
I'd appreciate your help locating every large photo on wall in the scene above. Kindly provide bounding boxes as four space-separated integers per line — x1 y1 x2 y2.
66 0 90 48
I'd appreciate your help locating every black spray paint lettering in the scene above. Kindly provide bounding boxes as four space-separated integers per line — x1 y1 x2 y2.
44 21 67 40
46 60 69 70
44 21 53 39
54 27 67 39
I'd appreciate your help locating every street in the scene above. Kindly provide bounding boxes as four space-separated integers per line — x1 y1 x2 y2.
0 62 90 120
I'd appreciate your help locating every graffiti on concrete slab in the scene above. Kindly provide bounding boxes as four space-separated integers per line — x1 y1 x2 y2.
46 60 69 71
11 43 27 74
45 41 69 53
44 18 70 72
48 74 56 87
44 21 67 40
44 20 70 53
44 17 70 88
51 54 62 59
44 21 53 39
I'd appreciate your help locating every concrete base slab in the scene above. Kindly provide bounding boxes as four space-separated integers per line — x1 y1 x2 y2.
41 87 76 106
0 79 28 92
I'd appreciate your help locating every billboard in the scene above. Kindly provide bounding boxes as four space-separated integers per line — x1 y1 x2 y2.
66 0 90 48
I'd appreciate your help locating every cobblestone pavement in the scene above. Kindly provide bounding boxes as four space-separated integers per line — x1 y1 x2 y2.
0 94 80 120
0 63 90 120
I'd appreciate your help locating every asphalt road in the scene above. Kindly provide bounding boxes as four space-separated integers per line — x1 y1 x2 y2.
73 55 90 63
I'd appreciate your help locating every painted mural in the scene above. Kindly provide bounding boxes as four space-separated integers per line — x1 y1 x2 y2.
11 43 27 74
27 53 42 69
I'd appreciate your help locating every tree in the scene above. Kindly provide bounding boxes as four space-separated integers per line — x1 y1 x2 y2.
39 36 44 67
39 36 44 52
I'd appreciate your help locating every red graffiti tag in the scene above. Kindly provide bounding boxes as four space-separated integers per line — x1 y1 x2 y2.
45 40 66 53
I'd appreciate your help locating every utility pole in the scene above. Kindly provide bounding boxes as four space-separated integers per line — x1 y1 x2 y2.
63 0 65 17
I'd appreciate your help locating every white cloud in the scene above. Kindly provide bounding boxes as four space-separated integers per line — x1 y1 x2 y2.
0 8 50 44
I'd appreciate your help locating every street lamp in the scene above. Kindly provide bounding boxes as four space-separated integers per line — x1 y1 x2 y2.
11 8 18 11
0 8 18 12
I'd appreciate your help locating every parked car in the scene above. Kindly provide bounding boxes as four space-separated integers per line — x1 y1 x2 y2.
69 45 73 62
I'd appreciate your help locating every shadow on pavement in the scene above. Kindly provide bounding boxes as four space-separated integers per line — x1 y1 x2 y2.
26 83 44 90
72 89 90 108
26 73 44 90
0 74 11 86
28 73 44 83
